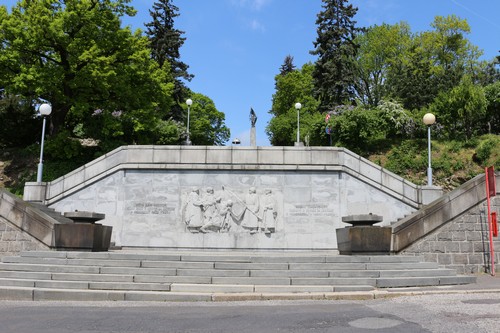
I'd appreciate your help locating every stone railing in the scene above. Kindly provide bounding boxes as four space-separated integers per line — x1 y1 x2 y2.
0 189 56 248
393 172 500 253
24 145 437 208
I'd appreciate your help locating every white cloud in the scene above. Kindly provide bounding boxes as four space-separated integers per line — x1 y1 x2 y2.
249 19 266 32
230 0 272 11
251 0 271 11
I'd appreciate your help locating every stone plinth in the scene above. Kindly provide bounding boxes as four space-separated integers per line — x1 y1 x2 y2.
53 223 112 252
341 214 383 226
63 211 105 224
54 211 111 251
337 214 391 255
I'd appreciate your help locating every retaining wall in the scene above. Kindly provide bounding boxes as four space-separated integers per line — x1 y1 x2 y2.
23 146 434 250
394 173 500 274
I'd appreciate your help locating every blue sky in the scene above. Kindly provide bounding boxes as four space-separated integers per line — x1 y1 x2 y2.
4 0 500 146
127 0 500 146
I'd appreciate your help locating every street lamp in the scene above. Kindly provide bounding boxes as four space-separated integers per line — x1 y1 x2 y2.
36 103 52 183
423 113 436 186
232 138 241 145
295 102 302 146
185 98 193 145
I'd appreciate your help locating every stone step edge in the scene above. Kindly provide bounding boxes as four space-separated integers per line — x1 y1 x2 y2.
1 286 499 302
0 268 458 280
0 275 473 292
16 251 426 263
0 278 376 293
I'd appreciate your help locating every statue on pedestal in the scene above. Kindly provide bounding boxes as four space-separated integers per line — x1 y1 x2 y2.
250 108 257 146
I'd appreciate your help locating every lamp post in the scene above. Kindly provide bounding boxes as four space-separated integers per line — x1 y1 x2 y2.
232 138 241 145
185 98 193 145
36 103 52 183
295 102 302 146
423 113 436 186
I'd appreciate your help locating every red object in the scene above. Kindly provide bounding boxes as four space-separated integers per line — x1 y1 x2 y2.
486 166 496 197
492 212 498 238
485 167 496 276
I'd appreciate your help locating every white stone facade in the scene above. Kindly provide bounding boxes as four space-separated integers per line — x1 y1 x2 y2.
26 146 426 250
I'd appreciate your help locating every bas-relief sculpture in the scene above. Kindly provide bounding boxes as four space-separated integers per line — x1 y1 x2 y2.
45 168 417 249
182 186 278 234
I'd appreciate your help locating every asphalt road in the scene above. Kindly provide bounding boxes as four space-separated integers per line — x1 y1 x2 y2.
0 293 499 333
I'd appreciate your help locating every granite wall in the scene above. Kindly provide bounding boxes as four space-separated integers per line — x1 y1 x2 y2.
401 197 499 274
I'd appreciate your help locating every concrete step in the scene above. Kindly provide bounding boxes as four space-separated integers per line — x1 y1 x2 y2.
376 275 476 288
0 250 476 301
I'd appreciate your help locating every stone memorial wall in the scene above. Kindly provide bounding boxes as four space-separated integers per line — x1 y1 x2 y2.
25 146 432 250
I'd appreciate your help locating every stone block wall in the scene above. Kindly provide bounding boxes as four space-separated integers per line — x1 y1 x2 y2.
401 197 500 274
0 217 49 256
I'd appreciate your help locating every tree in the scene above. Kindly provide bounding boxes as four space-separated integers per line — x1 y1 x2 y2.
186 93 230 145
354 22 411 107
279 55 296 76
267 63 321 145
310 0 363 112
430 75 487 140
327 105 385 153
484 82 500 134
475 58 500 86
387 15 481 110
146 0 193 120
0 93 40 147
0 0 174 145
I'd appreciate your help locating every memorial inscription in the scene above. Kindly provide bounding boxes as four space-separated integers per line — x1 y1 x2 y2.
286 203 335 217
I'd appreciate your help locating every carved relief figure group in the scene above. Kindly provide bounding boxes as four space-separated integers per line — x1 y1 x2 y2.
182 186 278 234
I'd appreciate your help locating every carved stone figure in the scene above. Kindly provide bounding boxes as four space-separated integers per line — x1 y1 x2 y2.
241 187 260 233
261 189 277 234
250 108 257 127
184 188 203 231
182 186 279 235
200 187 220 226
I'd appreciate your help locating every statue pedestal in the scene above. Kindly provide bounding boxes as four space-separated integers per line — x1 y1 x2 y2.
250 127 256 146
336 214 391 255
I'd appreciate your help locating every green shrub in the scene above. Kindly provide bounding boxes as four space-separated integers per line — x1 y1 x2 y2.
385 140 427 175
475 135 500 166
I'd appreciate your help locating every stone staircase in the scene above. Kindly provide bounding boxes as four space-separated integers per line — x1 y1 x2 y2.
0 250 475 302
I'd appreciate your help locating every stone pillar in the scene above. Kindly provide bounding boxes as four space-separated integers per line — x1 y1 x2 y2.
420 185 443 206
22 182 47 202
250 127 256 146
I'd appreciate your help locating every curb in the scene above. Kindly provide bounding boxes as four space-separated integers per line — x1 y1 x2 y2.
2 287 500 302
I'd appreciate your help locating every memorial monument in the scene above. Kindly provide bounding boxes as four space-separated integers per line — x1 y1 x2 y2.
23 145 435 251
250 108 257 146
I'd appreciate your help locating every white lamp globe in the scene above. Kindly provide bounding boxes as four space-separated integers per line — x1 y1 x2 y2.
423 113 436 126
39 103 52 116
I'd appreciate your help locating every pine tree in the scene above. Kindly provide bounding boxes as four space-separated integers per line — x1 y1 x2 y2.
279 55 296 76
310 0 363 112
146 0 193 119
